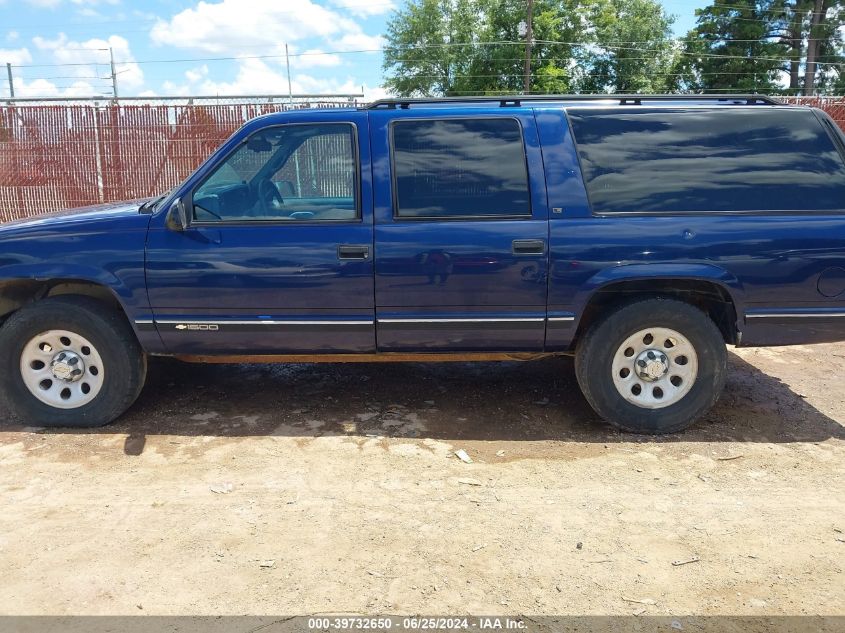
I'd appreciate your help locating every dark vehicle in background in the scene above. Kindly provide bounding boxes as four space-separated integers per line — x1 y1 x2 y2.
2 94 845 434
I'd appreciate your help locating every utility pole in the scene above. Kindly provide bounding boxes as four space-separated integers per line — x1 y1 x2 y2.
109 46 118 99
523 0 534 94
803 0 827 96
285 43 293 105
6 62 14 98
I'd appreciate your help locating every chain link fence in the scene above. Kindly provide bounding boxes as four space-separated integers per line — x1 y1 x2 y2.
1 94 844 222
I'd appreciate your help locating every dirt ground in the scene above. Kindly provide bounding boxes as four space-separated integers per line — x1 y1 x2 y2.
0 342 843 622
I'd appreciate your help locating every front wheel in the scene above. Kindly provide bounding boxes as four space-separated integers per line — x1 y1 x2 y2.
0 296 147 428
575 298 727 434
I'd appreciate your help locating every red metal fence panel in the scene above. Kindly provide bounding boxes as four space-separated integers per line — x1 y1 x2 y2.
1 96 844 223
0 101 321 222
780 96 845 129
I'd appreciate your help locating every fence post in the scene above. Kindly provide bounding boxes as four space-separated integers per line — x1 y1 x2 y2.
92 104 105 203
285 43 293 106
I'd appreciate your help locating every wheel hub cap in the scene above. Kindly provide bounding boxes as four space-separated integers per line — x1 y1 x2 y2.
20 329 105 410
50 351 85 382
611 327 699 410
635 350 669 382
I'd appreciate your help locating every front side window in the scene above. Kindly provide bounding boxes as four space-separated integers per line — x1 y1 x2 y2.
193 123 358 222
391 118 531 219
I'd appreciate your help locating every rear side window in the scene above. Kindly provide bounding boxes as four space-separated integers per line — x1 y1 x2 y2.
391 118 531 218
568 108 845 214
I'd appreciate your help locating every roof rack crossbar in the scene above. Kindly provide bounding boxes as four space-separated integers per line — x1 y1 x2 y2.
366 94 782 109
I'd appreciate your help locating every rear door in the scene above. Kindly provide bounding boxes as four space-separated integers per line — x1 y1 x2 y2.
370 108 549 352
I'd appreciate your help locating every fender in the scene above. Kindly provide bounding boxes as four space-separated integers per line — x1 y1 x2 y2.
573 262 745 324
0 263 136 306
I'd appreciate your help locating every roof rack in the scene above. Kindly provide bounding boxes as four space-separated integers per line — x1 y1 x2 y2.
366 94 782 109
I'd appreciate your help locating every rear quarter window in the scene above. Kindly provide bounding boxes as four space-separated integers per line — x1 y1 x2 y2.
568 108 845 214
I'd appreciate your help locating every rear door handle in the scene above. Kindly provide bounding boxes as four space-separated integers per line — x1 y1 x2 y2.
337 244 370 260
512 239 545 255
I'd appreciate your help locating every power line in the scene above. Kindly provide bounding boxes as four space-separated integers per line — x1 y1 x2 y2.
9 39 845 70
692 1 839 18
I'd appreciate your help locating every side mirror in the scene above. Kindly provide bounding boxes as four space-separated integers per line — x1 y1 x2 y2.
166 198 189 232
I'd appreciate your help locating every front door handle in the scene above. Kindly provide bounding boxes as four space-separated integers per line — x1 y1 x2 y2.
512 239 545 256
337 244 370 260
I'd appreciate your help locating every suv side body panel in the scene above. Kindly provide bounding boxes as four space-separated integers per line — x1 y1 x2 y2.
543 106 845 349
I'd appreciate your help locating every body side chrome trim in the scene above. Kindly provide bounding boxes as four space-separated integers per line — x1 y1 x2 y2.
377 317 545 324
746 310 845 319
152 319 375 326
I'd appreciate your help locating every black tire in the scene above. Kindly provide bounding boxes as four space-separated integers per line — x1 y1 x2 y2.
0 296 147 428
575 297 727 434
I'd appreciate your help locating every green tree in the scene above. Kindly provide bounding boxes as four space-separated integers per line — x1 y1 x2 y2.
681 0 789 94
381 0 478 97
384 0 606 96
680 0 845 96
579 0 678 93
807 0 845 94
382 0 588 96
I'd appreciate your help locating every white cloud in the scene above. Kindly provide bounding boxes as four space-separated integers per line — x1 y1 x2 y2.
178 56 382 98
364 84 391 101
76 7 103 18
10 77 103 98
328 0 395 18
184 64 209 83
24 0 118 5
6 31 20 42
25 0 62 7
293 49 342 69
33 33 144 91
0 47 32 66
149 0 383 58
161 79 189 95
333 32 384 52
151 0 342 53
191 58 288 95
2 46 108 99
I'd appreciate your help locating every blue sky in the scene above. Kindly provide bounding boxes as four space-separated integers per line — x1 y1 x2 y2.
0 0 706 99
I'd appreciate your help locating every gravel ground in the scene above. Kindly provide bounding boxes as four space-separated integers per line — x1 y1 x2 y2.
0 343 843 623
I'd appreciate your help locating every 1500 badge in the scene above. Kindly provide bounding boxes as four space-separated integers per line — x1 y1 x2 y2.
174 324 219 331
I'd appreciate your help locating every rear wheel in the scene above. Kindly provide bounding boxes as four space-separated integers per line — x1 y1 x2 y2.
575 298 727 434
0 296 147 427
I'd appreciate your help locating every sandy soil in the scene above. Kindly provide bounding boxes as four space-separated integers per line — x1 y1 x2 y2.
0 343 843 621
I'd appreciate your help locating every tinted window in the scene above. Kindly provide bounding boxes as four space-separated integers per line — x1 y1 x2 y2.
569 108 845 213
193 123 357 222
391 118 530 218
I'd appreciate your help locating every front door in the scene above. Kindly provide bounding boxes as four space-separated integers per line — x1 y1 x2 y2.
145 112 374 355
370 110 549 351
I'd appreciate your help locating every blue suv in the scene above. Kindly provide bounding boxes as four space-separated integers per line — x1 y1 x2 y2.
2 94 844 434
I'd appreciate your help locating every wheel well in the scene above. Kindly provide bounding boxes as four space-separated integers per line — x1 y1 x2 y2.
0 279 123 324
575 279 740 346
